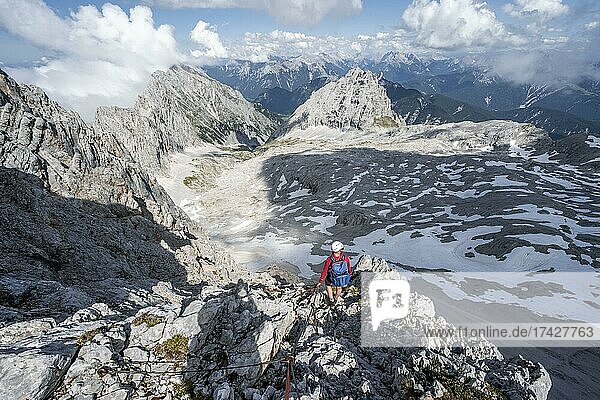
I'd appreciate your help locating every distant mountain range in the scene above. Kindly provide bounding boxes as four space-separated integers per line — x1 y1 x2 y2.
204 52 600 140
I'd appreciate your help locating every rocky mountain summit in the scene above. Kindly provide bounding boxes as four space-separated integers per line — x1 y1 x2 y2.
278 68 405 135
95 65 277 171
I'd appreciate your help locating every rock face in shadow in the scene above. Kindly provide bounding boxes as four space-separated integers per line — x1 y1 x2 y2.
0 69 240 322
95 65 278 171
0 166 227 323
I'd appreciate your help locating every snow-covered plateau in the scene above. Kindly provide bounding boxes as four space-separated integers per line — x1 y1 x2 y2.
158 118 600 398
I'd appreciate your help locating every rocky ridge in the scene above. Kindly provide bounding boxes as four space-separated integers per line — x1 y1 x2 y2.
95 65 278 171
0 69 238 324
1 256 551 400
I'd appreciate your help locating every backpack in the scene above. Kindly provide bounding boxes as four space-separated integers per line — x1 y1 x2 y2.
328 254 350 287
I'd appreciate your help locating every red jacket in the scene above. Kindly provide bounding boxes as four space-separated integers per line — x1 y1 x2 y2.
318 253 352 284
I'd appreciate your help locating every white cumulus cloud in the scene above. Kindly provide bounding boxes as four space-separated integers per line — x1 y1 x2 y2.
190 20 228 58
0 2 228 121
0 0 70 50
402 0 524 50
145 0 363 26
0 1 186 121
504 0 569 21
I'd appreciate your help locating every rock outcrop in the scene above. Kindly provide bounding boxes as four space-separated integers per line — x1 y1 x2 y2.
95 65 278 171
0 69 239 324
278 68 405 136
0 257 551 400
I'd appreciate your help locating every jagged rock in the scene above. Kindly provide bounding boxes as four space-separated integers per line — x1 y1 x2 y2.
278 68 405 135
0 269 549 400
0 308 110 400
95 65 278 171
0 69 242 323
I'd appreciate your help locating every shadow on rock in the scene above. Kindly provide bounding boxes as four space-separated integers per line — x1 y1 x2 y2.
259 147 600 273
0 166 204 324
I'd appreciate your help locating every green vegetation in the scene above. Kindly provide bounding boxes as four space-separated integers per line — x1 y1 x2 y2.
77 328 102 347
154 334 189 361
401 376 506 400
172 380 209 400
344 285 361 296
439 378 506 400
183 176 199 187
132 313 164 328
374 115 399 128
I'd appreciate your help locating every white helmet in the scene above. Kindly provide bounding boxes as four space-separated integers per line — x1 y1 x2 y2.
331 241 344 252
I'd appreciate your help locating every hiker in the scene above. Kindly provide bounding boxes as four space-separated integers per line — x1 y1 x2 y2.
316 241 352 304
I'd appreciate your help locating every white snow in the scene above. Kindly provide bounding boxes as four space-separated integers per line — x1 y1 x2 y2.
288 188 311 199
586 135 600 148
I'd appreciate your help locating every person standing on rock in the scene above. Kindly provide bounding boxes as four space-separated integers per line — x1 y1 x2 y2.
316 241 352 305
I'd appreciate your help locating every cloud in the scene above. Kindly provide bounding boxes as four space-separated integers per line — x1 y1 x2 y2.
226 29 415 62
480 23 600 86
0 2 225 121
0 0 70 50
484 49 599 85
401 0 524 50
145 0 363 26
585 21 599 30
504 0 569 21
190 20 228 58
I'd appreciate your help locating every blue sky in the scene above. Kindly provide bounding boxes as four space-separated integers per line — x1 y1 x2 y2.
26 1 421 37
24 0 594 37
0 0 598 119
3 0 598 64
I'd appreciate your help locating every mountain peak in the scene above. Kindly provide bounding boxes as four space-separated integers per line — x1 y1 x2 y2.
167 63 209 76
380 51 422 65
95 64 277 170
278 67 404 135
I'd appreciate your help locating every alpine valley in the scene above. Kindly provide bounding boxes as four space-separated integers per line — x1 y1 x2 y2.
1 53 599 400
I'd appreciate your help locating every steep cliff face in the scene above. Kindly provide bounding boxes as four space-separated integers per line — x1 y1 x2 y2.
0 69 157 210
1 70 101 191
276 68 405 135
95 65 278 171
0 69 239 323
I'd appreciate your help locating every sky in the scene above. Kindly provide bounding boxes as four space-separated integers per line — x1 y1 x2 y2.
0 0 598 120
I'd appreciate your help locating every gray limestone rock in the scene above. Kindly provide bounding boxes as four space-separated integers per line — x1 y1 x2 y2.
94 65 278 171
